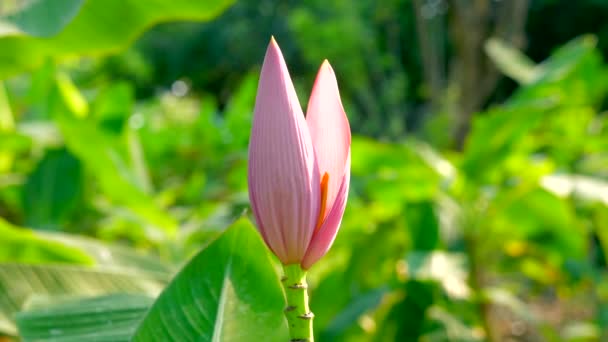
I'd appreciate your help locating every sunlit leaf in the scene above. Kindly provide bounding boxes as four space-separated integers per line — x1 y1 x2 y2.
0 0 237 79
37 231 173 276
0 263 167 336
483 287 537 323
55 73 88 117
131 218 288 341
485 37 538 84
16 294 154 342
541 174 608 206
561 322 600 341
0 218 93 265
0 82 13 132
351 137 439 209
425 306 483 342
407 251 470 299
496 187 585 261
462 101 552 179
0 0 84 37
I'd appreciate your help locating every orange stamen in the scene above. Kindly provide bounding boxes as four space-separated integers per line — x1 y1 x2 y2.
314 172 330 233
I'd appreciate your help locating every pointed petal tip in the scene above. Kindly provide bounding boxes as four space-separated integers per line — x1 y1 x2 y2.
261 36 288 76
321 59 334 73
267 36 280 54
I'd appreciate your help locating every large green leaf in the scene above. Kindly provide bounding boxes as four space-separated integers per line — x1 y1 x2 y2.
16 294 154 342
0 0 236 79
131 218 288 341
0 263 167 336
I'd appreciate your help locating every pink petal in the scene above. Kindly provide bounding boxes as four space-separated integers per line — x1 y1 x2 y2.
306 60 351 222
248 38 320 264
301 153 350 269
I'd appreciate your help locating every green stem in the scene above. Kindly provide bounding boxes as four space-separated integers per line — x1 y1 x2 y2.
281 264 314 342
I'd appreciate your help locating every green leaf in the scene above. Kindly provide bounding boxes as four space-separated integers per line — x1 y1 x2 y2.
0 218 171 336
0 263 167 336
55 73 88 117
351 137 440 211
0 218 93 265
37 231 173 276
51 73 177 240
0 218 170 277
320 287 387 340
0 81 15 172
407 251 470 299
497 187 584 260
483 287 537 323
516 35 608 106
131 218 288 341
541 174 608 206
0 0 236 79
485 37 538 84
406 201 441 251
223 72 257 149
561 322 600 341
461 101 552 179
1 0 85 38
0 82 14 132
375 280 441 341
92 82 133 134
21 148 83 230
424 306 484 341
16 294 154 342
57 113 177 239
464 35 608 181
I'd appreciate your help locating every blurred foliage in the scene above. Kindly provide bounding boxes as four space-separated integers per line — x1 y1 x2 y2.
0 0 236 79
1 0 608 341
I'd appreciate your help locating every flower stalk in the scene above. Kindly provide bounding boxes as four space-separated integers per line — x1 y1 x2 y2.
281 264 314 342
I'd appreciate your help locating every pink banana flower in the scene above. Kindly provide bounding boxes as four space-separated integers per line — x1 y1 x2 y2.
248 38 351 269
